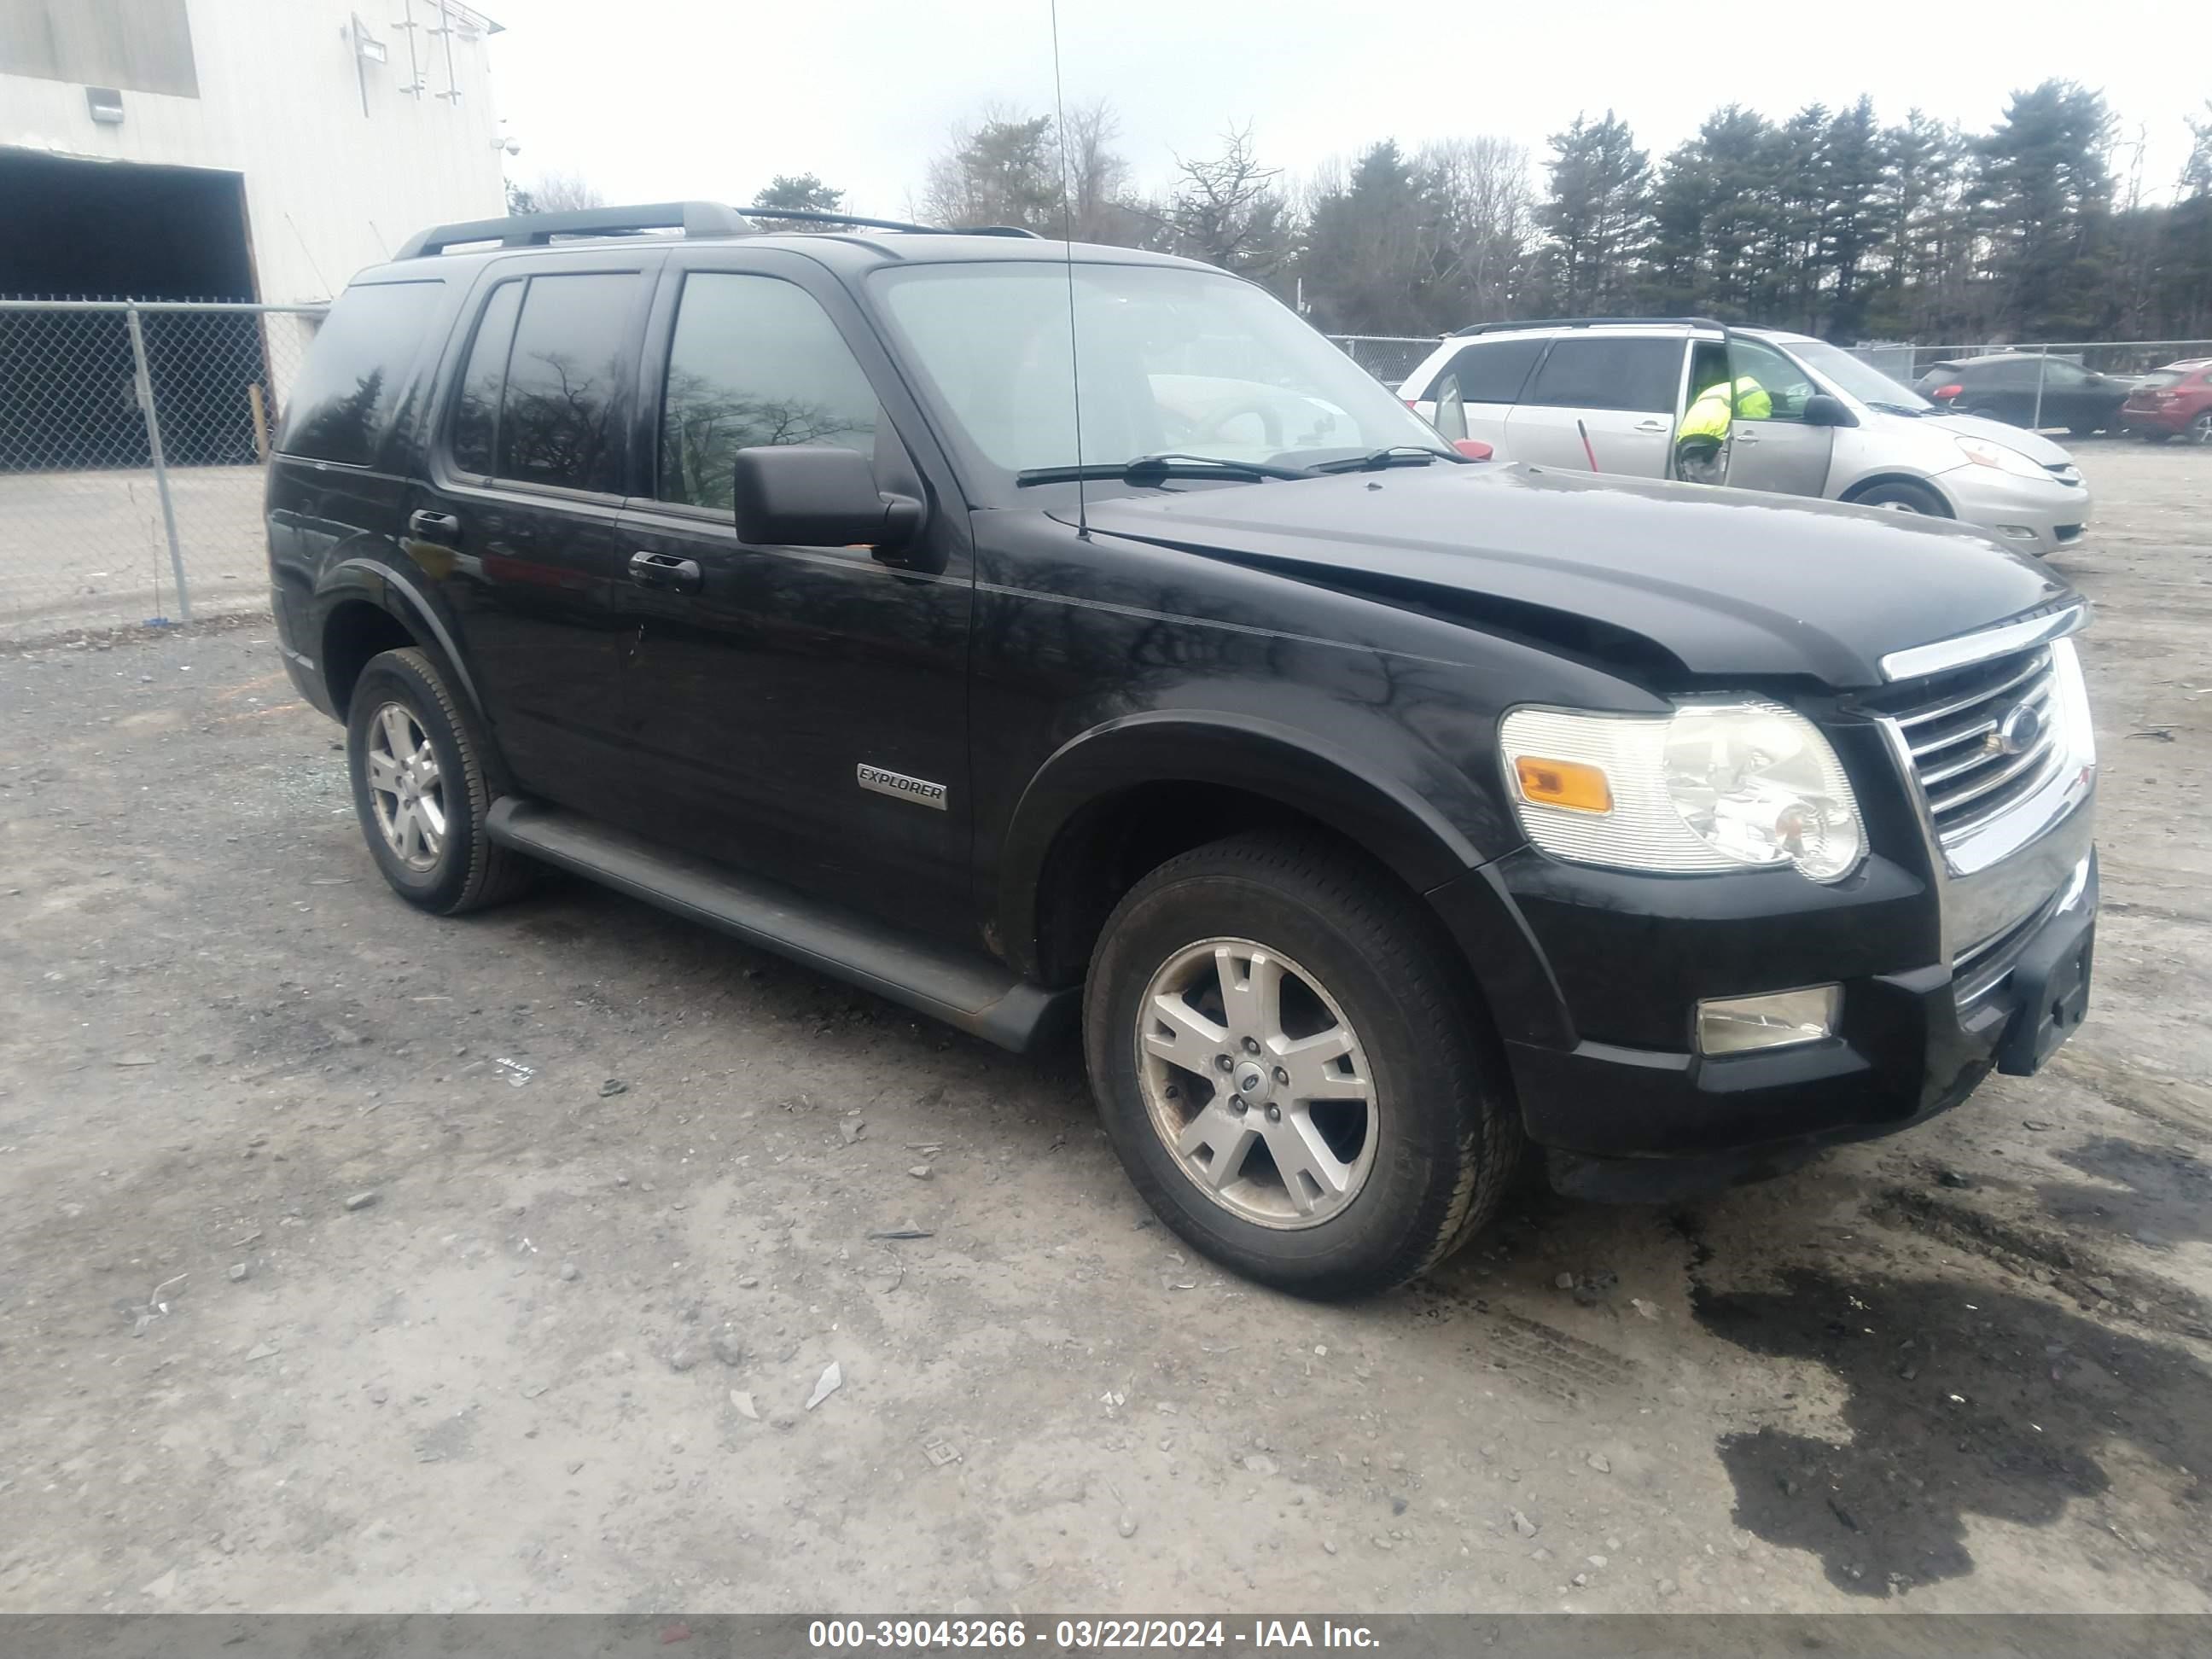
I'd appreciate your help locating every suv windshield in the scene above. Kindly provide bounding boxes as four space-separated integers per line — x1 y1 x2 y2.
1783 339 1933 411
872 261 1447 492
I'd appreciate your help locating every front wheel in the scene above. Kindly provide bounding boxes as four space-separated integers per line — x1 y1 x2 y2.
1852 479 1951 518
1083 831 1521 1299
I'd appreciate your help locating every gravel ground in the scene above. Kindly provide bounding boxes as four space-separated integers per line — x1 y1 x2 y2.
2 442 2209 1615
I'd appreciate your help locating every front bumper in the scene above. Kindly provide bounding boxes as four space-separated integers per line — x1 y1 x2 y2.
1935 465 2091 556
1428 821 2096 1199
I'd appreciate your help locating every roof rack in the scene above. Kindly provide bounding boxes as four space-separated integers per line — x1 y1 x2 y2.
1452 316 1729 337
735 206 1038 238
396 201 1042 259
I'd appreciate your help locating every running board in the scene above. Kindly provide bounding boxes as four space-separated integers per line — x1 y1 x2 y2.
485 800 1074 1053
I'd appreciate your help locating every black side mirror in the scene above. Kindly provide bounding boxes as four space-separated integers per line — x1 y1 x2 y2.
1801 393 1856 428
731 445 926 557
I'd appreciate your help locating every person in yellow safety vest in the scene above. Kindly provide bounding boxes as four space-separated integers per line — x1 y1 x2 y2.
1676 373 1772 484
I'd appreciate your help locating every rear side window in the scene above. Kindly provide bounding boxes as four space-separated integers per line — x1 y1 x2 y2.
492 272 641 493
276 280 444 465
1442 337 1545 405
1522 338 1683 415
657 273 882 509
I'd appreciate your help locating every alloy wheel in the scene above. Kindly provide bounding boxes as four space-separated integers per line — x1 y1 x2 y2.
364 701 447 870
1134 937 1378 1229
2193 412 2212 445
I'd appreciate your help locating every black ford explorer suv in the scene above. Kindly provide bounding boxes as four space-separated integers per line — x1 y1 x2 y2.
267 201 2098 1299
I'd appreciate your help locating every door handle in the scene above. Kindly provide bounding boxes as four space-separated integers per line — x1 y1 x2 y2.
1732 429 1761 445
409 509 461 540
628 550 703 594
1634 417 1669 432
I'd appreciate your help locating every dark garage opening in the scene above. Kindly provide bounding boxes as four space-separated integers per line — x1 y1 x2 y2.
0 148 265 470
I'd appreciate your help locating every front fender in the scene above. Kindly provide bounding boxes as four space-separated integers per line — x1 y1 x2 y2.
997 707 1513 980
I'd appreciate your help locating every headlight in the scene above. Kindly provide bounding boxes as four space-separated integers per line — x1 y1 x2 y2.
2050 635 2096 772
1954 435 2050 480
1500 701 1865 882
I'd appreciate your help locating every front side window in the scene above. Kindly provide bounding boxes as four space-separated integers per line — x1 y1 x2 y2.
658 273 882 509
1726 336 1821 422
495 272 640 493
872 261 1444 489
1522 337 1683 415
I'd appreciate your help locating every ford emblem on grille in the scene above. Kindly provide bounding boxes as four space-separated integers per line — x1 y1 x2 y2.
1988 700 2046 757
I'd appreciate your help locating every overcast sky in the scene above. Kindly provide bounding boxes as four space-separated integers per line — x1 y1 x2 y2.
484 0 2206 217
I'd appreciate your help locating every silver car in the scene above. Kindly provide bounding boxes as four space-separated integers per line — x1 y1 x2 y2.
1400 320 2091 557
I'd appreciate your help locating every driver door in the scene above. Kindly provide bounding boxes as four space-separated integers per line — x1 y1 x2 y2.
610 254 977 944
1720 336 1834 498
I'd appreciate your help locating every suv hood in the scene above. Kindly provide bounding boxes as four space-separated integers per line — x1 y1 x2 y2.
1921 410 2077 465
1075 463 2069 690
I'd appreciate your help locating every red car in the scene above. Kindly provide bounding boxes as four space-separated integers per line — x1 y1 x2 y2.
2121 358 2212 444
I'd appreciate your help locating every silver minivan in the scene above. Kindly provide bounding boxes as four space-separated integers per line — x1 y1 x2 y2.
1399 320 2093 557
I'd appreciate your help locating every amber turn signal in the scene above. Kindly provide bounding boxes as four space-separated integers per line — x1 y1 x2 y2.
1512 755 1614 813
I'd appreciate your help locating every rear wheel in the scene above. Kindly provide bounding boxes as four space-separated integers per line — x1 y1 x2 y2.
1083 831 1521 1299
2192 411 2212 446
1851 479 1950 518
346 647 533 916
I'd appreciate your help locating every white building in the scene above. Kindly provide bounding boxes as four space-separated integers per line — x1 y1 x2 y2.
0 0 508 305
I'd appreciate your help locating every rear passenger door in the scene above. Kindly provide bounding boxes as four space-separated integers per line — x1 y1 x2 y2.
1504 335 1687 478
609 253 976 943
411 254 660 817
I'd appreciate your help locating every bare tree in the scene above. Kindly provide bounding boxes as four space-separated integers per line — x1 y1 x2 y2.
1165 124 1295 278
508 169 606 216
1418 137 1536 320
920 102 1154 245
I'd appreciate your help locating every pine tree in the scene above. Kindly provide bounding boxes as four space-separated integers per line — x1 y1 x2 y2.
1819 97 1891 339
1538 112 1651 312
748 173 847 232
1975 80 2118 336
1299 142 1427 332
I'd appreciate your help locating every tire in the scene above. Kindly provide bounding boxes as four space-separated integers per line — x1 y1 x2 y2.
2192 412 2212 446
1851 480 1951 518
346 646 533 916
1082 830 1522 1299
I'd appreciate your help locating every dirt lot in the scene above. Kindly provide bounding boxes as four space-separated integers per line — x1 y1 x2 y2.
3 443 2210 1617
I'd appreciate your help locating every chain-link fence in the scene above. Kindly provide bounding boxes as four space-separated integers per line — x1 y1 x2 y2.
1326 335 1441 387
0 300 325 642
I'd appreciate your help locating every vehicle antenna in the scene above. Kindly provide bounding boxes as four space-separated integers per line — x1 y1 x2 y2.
1048 0 1089 539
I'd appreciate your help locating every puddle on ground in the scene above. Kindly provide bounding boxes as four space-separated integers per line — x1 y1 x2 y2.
1694 1266 2210 1596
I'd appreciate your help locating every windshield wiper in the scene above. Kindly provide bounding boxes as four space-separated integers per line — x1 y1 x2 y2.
1866 401 1928 417
1015 452 1313 487
1305 445 1461 474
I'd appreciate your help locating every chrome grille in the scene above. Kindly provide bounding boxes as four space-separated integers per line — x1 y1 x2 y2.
1877 644 2064 843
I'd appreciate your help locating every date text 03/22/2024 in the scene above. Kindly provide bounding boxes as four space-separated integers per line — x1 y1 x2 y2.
805 1620 1382 1650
